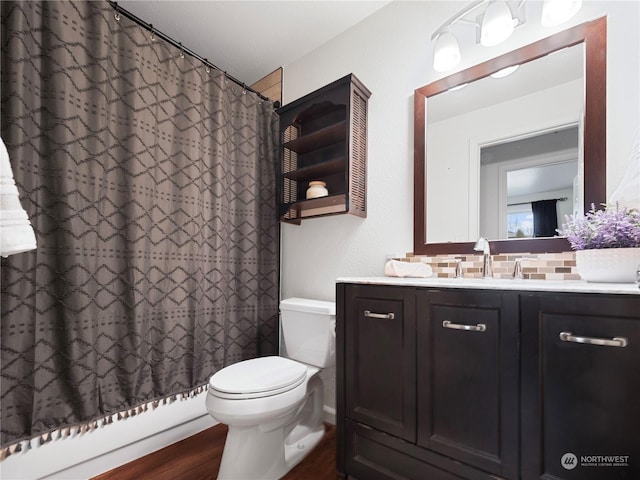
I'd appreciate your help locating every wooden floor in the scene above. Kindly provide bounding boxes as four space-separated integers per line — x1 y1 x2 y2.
92 423 338 480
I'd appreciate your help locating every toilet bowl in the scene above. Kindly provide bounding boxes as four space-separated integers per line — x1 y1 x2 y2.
206 298 335 480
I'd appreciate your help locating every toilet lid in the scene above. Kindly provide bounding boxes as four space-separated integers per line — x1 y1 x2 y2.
208 356 307 397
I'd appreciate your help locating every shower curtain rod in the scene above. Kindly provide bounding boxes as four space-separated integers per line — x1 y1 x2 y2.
107 1 271 103
508 196 568 207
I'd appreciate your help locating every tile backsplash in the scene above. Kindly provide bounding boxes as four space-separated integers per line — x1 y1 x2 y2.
397 251 580 281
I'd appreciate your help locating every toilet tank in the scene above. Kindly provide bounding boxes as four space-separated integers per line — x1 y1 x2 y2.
280 297 336 368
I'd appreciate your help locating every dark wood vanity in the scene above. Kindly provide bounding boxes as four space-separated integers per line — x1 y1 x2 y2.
335 13 636 480
336 280 640 480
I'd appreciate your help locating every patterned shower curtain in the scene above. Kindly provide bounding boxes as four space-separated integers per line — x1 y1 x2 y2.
0 0 279 454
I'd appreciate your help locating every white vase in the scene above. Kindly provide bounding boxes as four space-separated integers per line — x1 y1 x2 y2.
575 247 640 283
306 180 328 199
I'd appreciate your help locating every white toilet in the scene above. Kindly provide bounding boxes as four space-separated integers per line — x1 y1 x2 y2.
206 297 336 480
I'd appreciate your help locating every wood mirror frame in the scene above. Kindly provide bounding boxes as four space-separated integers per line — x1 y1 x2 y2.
414 17 606 255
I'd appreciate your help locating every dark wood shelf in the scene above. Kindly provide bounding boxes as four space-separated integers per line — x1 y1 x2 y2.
283 157 346 182
283 120 346 155
291 193 347 218
295 101 345 123
277 74 370 223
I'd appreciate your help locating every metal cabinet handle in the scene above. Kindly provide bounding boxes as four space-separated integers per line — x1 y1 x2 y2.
442 320 486 332
559 331 628 348
364 310 394 320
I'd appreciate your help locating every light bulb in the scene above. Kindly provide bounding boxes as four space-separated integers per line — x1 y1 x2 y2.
448 83 468 92
481 1 516 47
490 65 520 78
433 31 461 72
541 0 583 27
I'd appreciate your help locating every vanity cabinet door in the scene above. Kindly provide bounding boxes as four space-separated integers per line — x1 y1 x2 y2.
521 293 640 480
416 289 519 479
343 284 416 442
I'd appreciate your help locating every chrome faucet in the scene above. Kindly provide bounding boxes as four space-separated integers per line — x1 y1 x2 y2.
454 258 463 278
474 237 493 278
513 258 524 279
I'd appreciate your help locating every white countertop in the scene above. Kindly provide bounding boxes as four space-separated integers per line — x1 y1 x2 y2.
337 276 640 295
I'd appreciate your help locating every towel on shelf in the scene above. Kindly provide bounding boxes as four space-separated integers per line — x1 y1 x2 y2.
384 260 433 278
0 138 37 257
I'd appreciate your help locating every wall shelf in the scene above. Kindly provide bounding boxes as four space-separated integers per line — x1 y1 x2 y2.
288 193 347 219
282 121 347 155
282 157 346 182
277 74 370 224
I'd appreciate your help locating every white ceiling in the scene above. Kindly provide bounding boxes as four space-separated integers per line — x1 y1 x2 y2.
507 160 578 197
117 0 391 86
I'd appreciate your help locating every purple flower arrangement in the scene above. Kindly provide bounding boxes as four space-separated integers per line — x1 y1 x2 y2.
558 203 640 250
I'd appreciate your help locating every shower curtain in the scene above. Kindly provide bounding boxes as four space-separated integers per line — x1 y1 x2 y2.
0 0 279 454
532 199 559 237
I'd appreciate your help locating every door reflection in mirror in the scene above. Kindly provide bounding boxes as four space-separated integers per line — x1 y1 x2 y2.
479 126 579 240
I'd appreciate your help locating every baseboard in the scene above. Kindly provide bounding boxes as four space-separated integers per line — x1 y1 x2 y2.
323 405 336 425
1 392 217 480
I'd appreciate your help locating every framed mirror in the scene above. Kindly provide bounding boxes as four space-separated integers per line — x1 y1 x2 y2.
414 17 606 255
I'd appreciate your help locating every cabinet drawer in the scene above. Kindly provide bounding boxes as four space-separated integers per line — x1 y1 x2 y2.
343 285 416 442
345 420 497 480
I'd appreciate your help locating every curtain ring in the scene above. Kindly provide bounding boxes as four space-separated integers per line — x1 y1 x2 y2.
179 42 185 59
149 24 155 42
114 8 121 21
204 59 210 74
242 84 247 95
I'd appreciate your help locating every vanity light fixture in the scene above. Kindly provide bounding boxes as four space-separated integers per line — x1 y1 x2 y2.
433 30 462 72
448 83 469 92
480 1 516 46
490 64 520 78
541 0 583 27
431 0 582 72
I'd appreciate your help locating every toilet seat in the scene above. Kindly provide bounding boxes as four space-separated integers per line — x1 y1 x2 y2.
208 356 307 399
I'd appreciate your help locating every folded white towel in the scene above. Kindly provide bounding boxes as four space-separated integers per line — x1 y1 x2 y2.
0 138 37 257
384 260 433 278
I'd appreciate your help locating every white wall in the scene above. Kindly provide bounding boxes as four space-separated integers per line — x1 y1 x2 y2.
280 0 640 413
